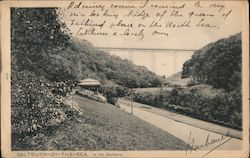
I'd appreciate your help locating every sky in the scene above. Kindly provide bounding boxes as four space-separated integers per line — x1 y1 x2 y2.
106 50 193 77
60 1 244 77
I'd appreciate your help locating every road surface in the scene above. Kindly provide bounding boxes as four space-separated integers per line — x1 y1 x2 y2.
117 99 242 152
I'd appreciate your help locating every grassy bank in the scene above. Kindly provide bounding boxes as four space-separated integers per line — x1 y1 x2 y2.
15 95 190 150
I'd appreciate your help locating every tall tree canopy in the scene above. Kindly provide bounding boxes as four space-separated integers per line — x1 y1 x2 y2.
11 8 161 87
11 8 70 73
182 33 241 91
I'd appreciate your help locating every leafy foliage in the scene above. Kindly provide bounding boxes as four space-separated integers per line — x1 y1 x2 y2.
134 85 242 129
99 85 131 105
182 33 242 91
11 8 162 87
11 70 82 148
49 38 162 88
11 8 78 149
134 33 242 130
11 8 161 150
11 8 70 74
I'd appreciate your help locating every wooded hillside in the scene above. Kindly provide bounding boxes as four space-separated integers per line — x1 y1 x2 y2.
11 8 161 149
54 38 162 88
11 8 161 88
134 33 242 130
182 33 241 91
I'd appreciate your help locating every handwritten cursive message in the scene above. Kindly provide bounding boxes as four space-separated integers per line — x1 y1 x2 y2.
62 0 234 41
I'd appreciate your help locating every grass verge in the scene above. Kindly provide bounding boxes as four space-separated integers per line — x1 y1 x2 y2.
28 95 190 150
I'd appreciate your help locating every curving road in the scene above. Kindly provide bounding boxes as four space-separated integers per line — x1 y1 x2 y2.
117 99 242 152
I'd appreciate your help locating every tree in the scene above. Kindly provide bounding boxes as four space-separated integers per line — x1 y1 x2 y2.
181 33 241 91
11 8 74 149
11 8 70 74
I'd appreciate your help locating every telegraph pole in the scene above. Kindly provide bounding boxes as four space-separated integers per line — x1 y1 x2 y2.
131 94 133 114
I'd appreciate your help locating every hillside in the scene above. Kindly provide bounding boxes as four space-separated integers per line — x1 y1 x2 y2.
12 95 190 150
12 36 162 89
180 33 242 129
132 72 191 94
164 71 191 86
10 8 164 150
182 33 241 91
134 33 242 130
54 38 162 88
12 8 162 88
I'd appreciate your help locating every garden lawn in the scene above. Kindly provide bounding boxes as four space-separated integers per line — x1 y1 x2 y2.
31 95 190 150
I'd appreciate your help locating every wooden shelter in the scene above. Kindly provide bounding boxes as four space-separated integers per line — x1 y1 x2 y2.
78 78 101 92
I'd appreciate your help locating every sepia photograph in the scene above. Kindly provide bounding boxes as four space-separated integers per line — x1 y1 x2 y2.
1 0 249 158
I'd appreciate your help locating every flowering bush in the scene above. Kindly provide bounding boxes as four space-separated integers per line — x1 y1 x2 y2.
11 70 82 146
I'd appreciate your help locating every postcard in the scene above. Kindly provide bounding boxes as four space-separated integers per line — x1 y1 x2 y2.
1 0 249 158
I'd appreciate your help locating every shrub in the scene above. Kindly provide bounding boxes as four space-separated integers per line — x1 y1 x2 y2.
11 70 82 148
100 85 131 105
133 86 242 130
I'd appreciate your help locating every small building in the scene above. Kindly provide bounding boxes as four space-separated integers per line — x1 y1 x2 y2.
78 78 101 92
78 78 106 102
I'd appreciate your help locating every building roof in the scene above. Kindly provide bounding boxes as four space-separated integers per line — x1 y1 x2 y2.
78 78 101 86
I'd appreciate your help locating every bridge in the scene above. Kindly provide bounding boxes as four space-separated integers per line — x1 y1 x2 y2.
96 47 196 78
96 47 197 53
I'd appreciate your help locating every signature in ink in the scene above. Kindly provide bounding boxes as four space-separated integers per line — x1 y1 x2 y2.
185 130 232 158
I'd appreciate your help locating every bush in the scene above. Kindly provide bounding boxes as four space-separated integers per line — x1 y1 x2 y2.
100 85 131 105
11 70 82 148
134 86 242 130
